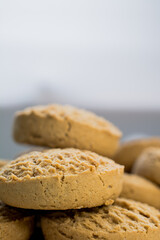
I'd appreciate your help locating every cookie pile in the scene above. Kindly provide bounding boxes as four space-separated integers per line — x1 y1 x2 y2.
0 104 160 240
114 138 160 209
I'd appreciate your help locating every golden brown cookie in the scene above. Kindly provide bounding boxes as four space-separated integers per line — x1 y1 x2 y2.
120 173 160 209
114 137 160 172
0 148 124 210
13 104 122 157
0 201 34 240
41 198 160 240
132 147 160 185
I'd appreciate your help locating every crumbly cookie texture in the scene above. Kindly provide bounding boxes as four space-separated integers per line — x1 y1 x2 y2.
13 104 122 157
41 198 160 240
132 147 160 185
0 148 124 210
120 173 160 209
0 201 34 240
114 137 160 172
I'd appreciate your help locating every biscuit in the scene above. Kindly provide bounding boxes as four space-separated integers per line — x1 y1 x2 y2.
132 147 160 185
114 137 160 172
0 200 34 240
120 173 160 209
41 198 160 240
0 148 124 210
13 104 122 157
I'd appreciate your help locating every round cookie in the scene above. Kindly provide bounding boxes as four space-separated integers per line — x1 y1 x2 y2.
0 201 34 240
120 173 160 209
132 147 160 185
0 148 124 210
13 104 122 157
114 137 160 172
41 198 160 240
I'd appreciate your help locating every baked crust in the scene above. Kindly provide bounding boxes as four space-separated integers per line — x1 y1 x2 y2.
0 148 124 210
132 147 160 185
114 137 160 172
13 104 122 157
41 198 160 240
120 173 160 209
0 201 34 240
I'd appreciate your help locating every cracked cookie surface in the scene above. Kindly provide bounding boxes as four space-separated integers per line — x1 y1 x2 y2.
13 104 122 157
0 148 124 210
0 201 34 240
41 198 160 240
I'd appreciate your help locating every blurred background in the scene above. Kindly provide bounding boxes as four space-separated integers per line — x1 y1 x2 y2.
0 0 160 158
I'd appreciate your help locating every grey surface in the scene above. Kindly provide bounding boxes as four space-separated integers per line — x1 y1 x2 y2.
0 105 160 159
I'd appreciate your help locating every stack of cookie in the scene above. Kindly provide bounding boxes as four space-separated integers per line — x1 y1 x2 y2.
0 104 160 240
114 138 160 209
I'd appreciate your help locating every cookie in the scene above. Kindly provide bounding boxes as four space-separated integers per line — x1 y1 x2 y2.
0 148 124 210
13 104 122 157
41 198 160 240
0 200 34 240
132 147 160 185
0 160 9 169
120 173 160 209
114 137 160 172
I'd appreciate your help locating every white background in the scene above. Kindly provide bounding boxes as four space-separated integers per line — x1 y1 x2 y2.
0 0 160 109
0 0 160 158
